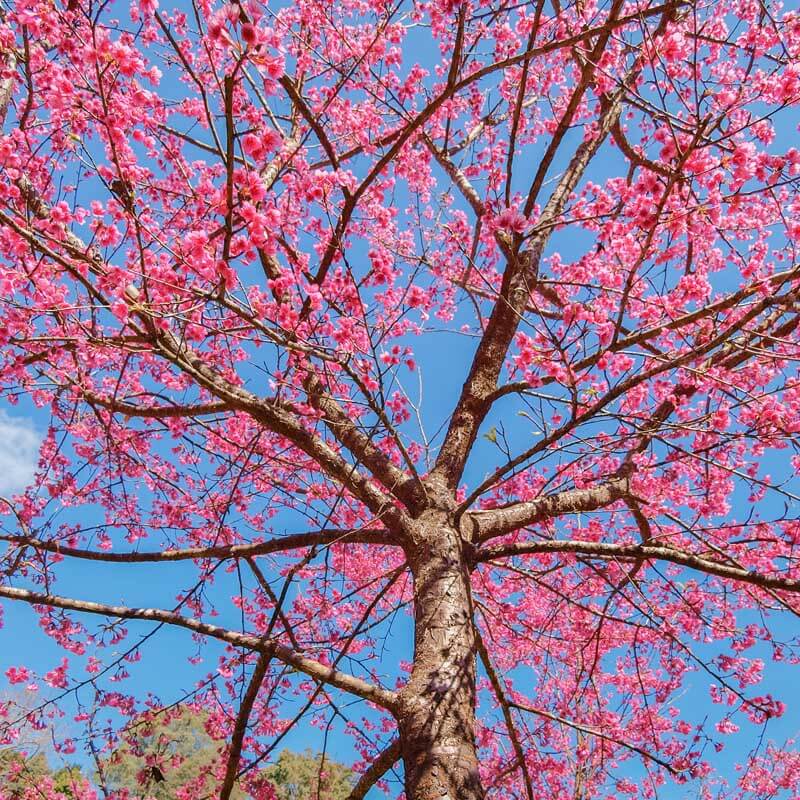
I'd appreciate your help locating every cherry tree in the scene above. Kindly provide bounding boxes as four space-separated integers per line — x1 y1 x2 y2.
1 0 800 796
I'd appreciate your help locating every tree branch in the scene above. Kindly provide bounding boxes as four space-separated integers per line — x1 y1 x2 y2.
218 652 269 800
140 327 407 523
302 372 423 510
0 584 398 709
346 739 401 800
476 539 800 595
0 528 396 564
308 1 683 299
280 75 343 173
1 179 410 525
488 260 800 404
509 700 678 774
430 45 639 492
474 626 535 800
463 286 799 509
84 393 230 419
467 478 630 542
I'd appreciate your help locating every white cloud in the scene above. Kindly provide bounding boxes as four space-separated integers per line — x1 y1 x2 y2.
0 410 41 495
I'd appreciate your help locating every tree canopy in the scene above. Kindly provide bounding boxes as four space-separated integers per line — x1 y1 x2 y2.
265 749 353 800
99 706 247 799
1 0 800 797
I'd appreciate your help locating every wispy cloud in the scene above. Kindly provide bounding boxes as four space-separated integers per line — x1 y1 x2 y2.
0 410 41 496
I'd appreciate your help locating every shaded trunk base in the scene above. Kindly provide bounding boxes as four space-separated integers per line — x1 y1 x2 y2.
399 715 485 800
399 512 485 800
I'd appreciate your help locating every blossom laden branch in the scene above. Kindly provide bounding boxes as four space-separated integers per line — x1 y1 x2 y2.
508 701 679 774
477 539 800 596
0 177 414 523
0 527 397 564
429 5 670 492
0 584 399 710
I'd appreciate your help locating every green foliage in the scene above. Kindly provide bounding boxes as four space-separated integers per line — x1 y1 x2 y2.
0 749 50 798
99 706 353 800
100 706 245 800
265 748 354 800
2 705 353 800
50 765 87 798
0 749 86 799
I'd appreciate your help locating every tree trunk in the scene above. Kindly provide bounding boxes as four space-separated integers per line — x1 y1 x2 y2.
398 512 484 800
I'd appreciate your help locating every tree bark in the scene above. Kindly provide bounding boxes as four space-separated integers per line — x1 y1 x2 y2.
398 511 484 800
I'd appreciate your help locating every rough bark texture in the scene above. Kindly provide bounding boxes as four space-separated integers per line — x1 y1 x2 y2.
398 505 484 800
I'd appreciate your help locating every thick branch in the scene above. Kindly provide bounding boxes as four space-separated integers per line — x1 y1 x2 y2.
467 478 630 542
611 118 673 178
431 61 635 491
476 539 800 594
303 373 423 510
0 584 398 709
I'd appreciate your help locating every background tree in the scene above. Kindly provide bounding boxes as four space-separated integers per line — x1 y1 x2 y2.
0 0 800 798
0 689 90 800
100 706 247 800
265 749 353 800
98 706 349 799
0 751 90 800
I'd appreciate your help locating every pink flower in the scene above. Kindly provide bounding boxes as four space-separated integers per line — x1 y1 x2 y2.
262 129 282 152
242 133 262 158
241 23 257 45
44 658 70 689
5 666 30 684
495 207 527 233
